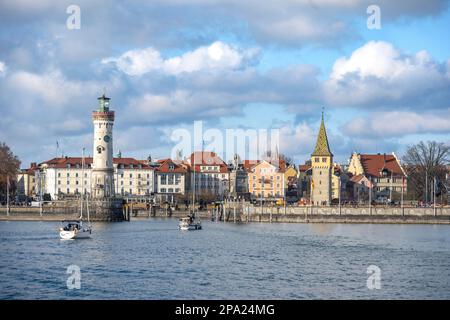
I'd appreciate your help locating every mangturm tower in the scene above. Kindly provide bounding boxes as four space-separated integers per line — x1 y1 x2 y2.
91 94 115 198
311 110 333 206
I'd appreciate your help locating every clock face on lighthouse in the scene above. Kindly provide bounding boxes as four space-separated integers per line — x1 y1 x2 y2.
103 135 111 143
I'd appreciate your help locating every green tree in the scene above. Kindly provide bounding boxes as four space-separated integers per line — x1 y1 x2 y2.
0 142 21 197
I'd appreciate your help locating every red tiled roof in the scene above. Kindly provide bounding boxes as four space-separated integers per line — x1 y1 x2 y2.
189 151 228 173
299 164 312 172
156 159 188 173
349 174 365 183
359 154 405 178
242 159 286 173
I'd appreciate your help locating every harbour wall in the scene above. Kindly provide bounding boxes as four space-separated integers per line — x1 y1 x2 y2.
1 205 449 224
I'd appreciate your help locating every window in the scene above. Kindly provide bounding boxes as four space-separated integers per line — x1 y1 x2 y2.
58 173 61 178
84 173 87 178
67 180 70 185
147 174 150 178
120 173 124 178
76 181 79 185
67 173 70 177
138 174 141 179
315 157 319 162
130 164 134 169
58 180 61 185
160 174 167 184
129 181 132 186
161 188 166 193
147 181 150 186
121 181 123 186
277 176 280 180
129 173 133 178
175 174 181 184
168 188 174 193
322 157 327 162
129 189 132 194
168 174 174 184
175 188 180 193
67 188 70 194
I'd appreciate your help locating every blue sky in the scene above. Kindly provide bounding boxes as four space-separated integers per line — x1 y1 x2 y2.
0 0 449 167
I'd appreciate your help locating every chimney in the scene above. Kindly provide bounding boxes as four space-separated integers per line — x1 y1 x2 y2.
31 162 37 168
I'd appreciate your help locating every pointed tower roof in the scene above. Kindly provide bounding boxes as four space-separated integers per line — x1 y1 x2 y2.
312 110 333 157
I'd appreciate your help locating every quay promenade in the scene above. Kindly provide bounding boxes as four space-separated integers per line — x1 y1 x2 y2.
1 203 449 224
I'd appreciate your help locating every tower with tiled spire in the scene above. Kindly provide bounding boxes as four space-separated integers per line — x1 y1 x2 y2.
311 110 333 206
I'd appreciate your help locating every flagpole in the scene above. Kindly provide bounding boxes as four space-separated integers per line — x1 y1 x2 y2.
6 175 10 216
369 176 372 215
433 176 437 216
338 177 341 215
401 176 404 216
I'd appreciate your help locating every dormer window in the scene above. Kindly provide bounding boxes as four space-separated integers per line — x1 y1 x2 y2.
130 164 134 169
67 164 71 169
169 164 175 170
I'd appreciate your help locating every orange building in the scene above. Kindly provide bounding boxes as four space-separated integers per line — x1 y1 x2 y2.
246 160 285 199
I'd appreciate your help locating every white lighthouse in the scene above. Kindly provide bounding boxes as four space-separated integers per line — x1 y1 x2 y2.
91 94 115 198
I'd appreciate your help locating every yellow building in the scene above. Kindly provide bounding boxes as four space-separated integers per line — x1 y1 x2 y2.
16 163 39 199
284 165 299 202
311 112 333 206
247 160 285 199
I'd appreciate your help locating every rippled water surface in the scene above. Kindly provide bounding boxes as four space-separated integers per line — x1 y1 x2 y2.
0 219 449 299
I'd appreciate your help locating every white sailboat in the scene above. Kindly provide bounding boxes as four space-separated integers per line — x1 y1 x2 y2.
179 152 202 231
59 148 92 240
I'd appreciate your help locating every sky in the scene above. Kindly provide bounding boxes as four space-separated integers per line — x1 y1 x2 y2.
0 0 450 168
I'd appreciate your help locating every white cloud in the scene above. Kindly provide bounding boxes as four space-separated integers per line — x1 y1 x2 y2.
102 41 259 76
343 110 450 138
325 41 450 108
0 61 6 75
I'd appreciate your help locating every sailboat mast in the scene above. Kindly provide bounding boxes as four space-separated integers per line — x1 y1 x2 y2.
192 151 195 213
80 148 84 220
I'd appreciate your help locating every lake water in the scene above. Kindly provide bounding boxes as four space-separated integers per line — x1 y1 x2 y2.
0 219 449 299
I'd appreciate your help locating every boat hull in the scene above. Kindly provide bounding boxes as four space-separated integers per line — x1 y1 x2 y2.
179 224 202 231
59 228 92 240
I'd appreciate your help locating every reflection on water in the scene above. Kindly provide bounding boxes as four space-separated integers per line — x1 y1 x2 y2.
0 219 449 299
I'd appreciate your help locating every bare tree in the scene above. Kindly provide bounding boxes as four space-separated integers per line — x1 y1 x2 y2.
263 151 294 166
402 141 450 202
0 142 21 197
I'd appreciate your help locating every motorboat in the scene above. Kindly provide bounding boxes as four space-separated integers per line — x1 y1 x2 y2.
59 220 92 240
178 215 202 231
